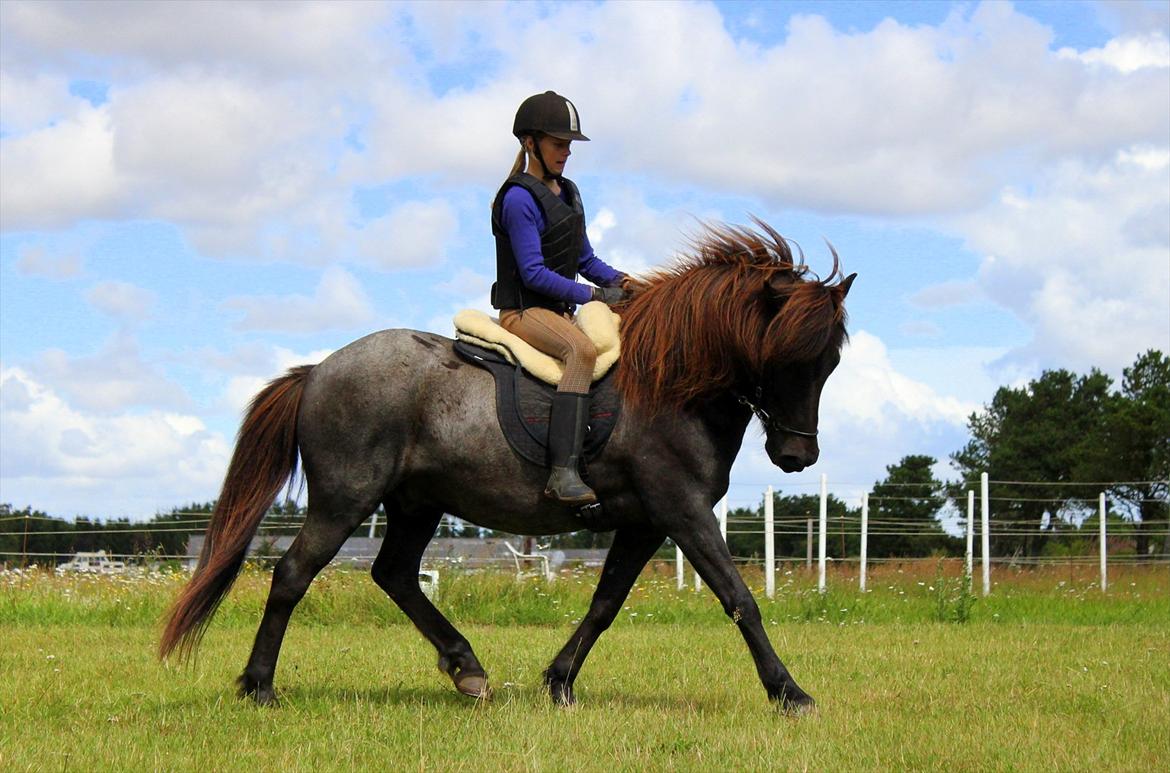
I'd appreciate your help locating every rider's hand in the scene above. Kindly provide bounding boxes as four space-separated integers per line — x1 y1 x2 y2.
617 273 646 294
591 285 629 305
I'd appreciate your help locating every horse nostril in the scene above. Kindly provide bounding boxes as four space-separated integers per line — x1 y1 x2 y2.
778 455 806 473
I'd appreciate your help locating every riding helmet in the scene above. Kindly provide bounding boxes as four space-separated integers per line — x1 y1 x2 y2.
512 91 590 141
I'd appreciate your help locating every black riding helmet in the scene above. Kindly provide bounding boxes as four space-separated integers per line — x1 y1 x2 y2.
513 91 590 141
513 91 589 180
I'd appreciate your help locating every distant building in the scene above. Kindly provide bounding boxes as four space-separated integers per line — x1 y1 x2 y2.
182 535 606 571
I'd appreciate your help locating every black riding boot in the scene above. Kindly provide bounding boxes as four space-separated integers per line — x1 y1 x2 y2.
544 392 598 506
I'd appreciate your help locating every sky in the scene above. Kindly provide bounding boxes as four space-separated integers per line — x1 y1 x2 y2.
1 0 1168 520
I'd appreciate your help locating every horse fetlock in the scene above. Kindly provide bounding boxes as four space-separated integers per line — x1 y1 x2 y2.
236 672 278 707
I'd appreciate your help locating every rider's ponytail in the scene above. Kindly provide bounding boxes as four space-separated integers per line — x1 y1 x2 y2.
491 146 528 208
507 146 526 179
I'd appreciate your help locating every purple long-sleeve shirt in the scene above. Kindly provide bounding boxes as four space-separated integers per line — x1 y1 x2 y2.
500 184 621 306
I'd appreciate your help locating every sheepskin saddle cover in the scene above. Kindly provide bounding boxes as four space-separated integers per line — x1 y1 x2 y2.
451 303 622 468
452 301 620 386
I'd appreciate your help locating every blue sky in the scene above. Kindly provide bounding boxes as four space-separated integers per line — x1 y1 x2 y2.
1 0 1168 519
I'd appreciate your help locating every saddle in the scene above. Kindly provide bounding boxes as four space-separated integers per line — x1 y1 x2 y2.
452 303 622 468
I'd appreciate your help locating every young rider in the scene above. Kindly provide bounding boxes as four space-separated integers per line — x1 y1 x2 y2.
491 91 633 507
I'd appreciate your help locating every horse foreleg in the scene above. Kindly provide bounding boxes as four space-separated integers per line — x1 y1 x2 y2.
371 504 490 700
544 528 665 706
669 509 815 714
240 505 368 705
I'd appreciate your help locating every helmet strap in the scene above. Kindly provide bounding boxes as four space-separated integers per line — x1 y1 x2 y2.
525 135 561 183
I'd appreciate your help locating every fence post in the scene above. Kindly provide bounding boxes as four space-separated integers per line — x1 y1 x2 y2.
965 490 974 592
368 511 377 539
764 485 775 598
675 544 684 591
818 473 827 593
859 492 869 592
806 519 812 568
719 496 728 543
981 472 991 597
1099 492 1107 593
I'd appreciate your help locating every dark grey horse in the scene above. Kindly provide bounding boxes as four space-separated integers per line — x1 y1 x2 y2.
161 223 854 713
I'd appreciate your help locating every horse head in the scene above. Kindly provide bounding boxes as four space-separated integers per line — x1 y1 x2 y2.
756 269 855 472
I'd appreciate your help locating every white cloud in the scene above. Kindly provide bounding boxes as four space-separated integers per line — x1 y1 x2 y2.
14 244 83 279
1059 31 1170 73
910 280 982 309
85 280 155 321
356 199 459 269
954 145 1170 374
31 332 191 413
821 330 977 434
0 71 85 133
0 365 230 516
0 104 122 230
222 266 376 333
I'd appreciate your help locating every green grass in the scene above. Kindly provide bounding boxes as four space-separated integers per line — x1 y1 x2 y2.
1 563 1168 771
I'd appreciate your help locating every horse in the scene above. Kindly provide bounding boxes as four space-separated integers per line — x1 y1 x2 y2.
160 221 855 713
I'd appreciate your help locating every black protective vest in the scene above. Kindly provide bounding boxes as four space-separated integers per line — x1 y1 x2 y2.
491 173 586 312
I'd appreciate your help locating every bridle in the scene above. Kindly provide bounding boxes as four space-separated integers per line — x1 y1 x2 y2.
734 386 819 438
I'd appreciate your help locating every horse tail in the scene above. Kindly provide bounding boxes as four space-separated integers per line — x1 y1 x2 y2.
159 365 313 661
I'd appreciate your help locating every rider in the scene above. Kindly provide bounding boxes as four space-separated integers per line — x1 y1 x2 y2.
491 90 633 507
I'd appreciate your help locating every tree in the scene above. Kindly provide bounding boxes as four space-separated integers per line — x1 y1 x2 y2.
725 492 859 561
1078 350 1170 559
951 368 1113 556
868 455 955 557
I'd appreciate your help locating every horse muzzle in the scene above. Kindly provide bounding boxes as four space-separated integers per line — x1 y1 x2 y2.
767 434 819 473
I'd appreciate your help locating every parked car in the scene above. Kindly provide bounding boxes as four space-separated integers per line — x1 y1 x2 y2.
55 551 126 574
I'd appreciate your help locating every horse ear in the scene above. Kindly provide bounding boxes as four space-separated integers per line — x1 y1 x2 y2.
838 273 857 299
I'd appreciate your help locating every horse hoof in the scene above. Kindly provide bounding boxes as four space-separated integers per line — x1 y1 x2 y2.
778 691 815 716
549 682 576 707
454 672 492 701
237 674 279 706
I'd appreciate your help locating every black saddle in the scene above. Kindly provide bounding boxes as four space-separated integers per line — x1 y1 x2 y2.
452 339 621 468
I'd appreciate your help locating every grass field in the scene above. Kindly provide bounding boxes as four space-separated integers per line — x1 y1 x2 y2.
2 562 1168 771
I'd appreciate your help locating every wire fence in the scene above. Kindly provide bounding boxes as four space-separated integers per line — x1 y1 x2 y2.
2 475 1167 592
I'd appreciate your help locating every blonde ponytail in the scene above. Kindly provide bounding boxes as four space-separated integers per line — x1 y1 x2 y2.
490 146 528 209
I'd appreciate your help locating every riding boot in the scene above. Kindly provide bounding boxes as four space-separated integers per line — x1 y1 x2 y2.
544 392 598 506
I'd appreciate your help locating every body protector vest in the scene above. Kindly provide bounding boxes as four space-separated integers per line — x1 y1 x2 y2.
491 174 586 312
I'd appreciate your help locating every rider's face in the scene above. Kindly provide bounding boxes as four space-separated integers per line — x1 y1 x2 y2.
531 135 572 174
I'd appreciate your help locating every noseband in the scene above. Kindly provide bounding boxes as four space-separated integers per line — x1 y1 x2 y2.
734 387 819 438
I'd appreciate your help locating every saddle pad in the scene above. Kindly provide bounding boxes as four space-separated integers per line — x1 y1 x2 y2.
453 301 620 386
453 339 621 468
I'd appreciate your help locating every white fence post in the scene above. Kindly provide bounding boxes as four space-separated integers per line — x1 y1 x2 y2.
981 472 991 597
675 545 683 591
368 511 377 539
818 474 827 593
764 485 775 598
719 496 728 543
965 490 975 592
1099 492 1108 593
859 492 869 592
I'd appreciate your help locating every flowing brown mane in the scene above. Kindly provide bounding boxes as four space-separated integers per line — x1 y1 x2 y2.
616 220 850 414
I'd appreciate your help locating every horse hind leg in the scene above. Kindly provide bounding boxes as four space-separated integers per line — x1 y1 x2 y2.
371 502 491 700
238 500 371 705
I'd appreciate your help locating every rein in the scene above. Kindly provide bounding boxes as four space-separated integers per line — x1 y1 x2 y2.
734 387 819 438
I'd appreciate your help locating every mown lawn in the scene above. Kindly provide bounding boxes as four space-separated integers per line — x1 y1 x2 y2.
1 563 1167 771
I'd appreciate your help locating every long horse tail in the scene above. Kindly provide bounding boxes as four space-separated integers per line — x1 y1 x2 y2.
160 365 314 661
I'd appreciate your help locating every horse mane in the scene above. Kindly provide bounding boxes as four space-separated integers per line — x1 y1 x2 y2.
616 220 849 415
